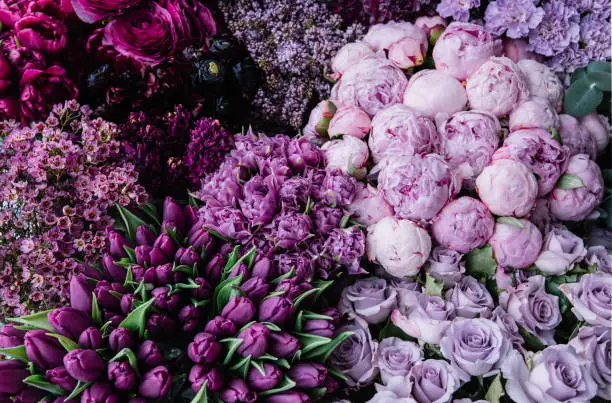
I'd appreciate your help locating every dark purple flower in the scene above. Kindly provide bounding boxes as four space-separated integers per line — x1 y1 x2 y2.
102 254 127 283
135 245 153 266
136 225 156 246
286 137 322 172
24 330 64 369
107 361 137 391
14 13 67 54
204 316 237 336
63 349 105 382
267 332 300 358
258 296 294 325
46 365 77 392
228 262 250 281
202 206 251 241
151 287 180 312
220 379 257 403
188 332 221 364
288 362 327 388
109 328 135 352
325 227 365 274
240 175 278 226
275 277 314 300
322 169 357 207
204 254 224 284
120 294 137 314
153 233 176 259
0 324 26 348
154 263 175 285
303 319 335 338
221 296 256 326
175 247 199 267
240 277 270 302
162 196 186 234
179 305 202 332
13 387 46 403
137 341 164 370
72 0 144 23
279 177 311 211
266 391 311 402
80 381 119 403
274 212 312 249
189 365 224 392
139 366 171 399
275 252 315 282
146 314 176 339
94 281 123 312
312 205 343 235
188 226 214 252
190 277 212 300
237 323 270 358
247 363 282 391
78 327 102 349
48 307 91 339
107 229 130 259
0 361 28 394
251 255 275 279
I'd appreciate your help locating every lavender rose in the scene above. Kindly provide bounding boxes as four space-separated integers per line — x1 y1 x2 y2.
517 59 564 111
489 218 543 269
585 246 612 274
559 273 612 327
534 225 586 275
322 136 369 179
344 183 394 227
445 276 494 318
328 105 371 139
403 69 467 118
426 247 466 288
558 114 597 160
377 337 423 385
338 278 397 325
408 360 461 403
509 97 560 132
568 325 611 398
491 307 524 347
329 318 378 387
330 42 375 79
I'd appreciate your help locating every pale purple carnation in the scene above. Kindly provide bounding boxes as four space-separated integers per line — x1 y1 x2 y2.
528 0 580 57
484 0 544 39
436 0 480 21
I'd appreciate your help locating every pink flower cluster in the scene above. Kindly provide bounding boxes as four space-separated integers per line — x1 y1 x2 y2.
0 100 148 317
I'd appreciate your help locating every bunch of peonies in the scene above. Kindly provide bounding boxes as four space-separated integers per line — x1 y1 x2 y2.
303 18 612 403
0 197 350 402
0 100 148 317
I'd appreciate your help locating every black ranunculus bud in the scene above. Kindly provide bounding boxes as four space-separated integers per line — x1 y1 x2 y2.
232 57 260 99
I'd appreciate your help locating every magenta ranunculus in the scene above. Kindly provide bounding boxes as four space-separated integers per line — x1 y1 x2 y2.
19 65 78 121
161 0 218 44
403 69 467 118
489 218 543 269
14 13 67 54
71 0 144 23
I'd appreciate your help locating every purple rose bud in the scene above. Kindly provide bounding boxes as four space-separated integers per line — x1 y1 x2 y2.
0 360 28 394
204 254 224 284
187 332 222 364
275 278 314 300
189 365 225 392
151 287 180 312
221 297 256 327
237 323 270 358
248 363 282 391
24 330 65 369
120 294 137 314
267 391 311 403
107 361 137 391
70 274 93 313
446 276 494 319
109 328 135 352
0 324 25 348
220 379 257 403
48 307 92 340
80 382 119 403
191 277 212 300
135 245 153 266
107 228 129 259
78 327 102 349
137 341 164 370
240 277 270 303
94 281 123 312
139 366 171 400
258 297 294 325
150 247 170 266
267 332 301 358
153 234 176 259
287 362 327 388
179 305 202 333
175 247 200 267
163 197 186 235
63 349 105 382
251 256 275 279
146 314 176 340
135 225 156 246
45 366 77 392
303 319 335 338
102 254 127 283
204 316 237 336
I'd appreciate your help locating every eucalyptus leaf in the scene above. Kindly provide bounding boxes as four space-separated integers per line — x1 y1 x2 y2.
8 309 54 332
23 375 66 395
425 274 444 297
564 76 604 117
556 174 585 189
587 61 612 91
0 345 28 362
484 373 505 403
496 216 525 228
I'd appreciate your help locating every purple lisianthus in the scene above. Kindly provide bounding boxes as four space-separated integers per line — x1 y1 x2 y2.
338 277 397 325
329 318 378 387
376 337 423 385
446 276 494 319
534 225 586 275
528 0 580 57
324 226 365 274
273 211 312 249
239 175 278 226
485 0 544 38
559 273 612 327
569 325 611 399
436 0 480 21
426 247 466 288
489 218 543 269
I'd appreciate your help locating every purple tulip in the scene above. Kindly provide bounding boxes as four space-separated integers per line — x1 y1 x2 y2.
247 363 282 391
46 366 77 392
151 287 181 312
135 245 153 266
175 247 200 267
135 225 156 246
104 313 124 329
70 274 93 313
280 177 311 211
163 197 186 235
287 362 327 388
322 169 357 207
139 366 171 400
136 341 164 370
188 277 211 300
24 330 65 369
48 307 92 340
107 228 129 259
120 294 137 314
78 327 102 349
0 360 28 394
258 297 294 325
94 281 123 312
275 278 313 300
219 379 257 403
107 361 137 391
267 332 300 358
188 227 214 252
228 262 250 281
154 263 174 285
237 323 270 358
274 212 312 249
63 349 105 382
179 305 202 333
221 297 256 327
0 324 25 348
303 319 335 338
266 391 311 402
12 387 46 403
189 365 225 392
250 256 275 279
204 254 224 284
240 277 270 302
146 314 176 339
240 175 279 226
153 234 176 259
187 332 221 364
275 253 315 283
102 254 127 283
108 328 135 352
204 316 237 336
80 382 119 403
150 247 169 266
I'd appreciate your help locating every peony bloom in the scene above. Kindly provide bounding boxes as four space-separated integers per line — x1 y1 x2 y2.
501 38 538 63
508 97 560 132
387 28 429 70
14 13 67 54
368 104 438 163
466 57 529 117
19 65 78 121
475 159 538 217
71 0 144 23
321 135 369 179
344 182 394 227
517 59 564 112
332 57 408 117
327 105 371 139
378 154 458 221
403 69 467 118
433 22 495 80
363 21 425 52
534 225 586 275
492 128 570 196
489 218 543 269
549 154 604 221
431 197 495 253
579 113 610 154
560 273 612 327
436 110 501 187
367 217 431 277
330 42 375 79
302 100 339 141
558 114 597 160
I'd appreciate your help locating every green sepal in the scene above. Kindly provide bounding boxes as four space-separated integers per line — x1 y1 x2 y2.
258 376 297 396
46 333 79 352
496 216 524 228
123 246 136 264
116 203 150 241
8 309 54 331
484 373 505 403
556 174 585 189
250 360 266 376
119 298 155 338
23 375 66 395
0 345 28 362
214 274 244 314
271 268 295 285
65 381 90 401
465 245 497 279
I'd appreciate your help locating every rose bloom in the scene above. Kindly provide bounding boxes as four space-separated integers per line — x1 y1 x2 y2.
328 105 371 139
338 277 398 325
549 154 604 221
534 225 586 275
445 276 494 319
367 217 431 278
329 318 378 387
330 42 375 79
466 57 530 117
568 325 611 399
509 97 560 132
378 154 458 221
585 245 612 274
321 136 369 179
344 183 394 227
579 112 610 153
517 59 564 112
560 273 612 327
426 247 466 288
490 218 543 269
436 110 501 188
433 22 495 80
476 159 538 217
431 197 495 253
368 104 438 163
332 57 408 117
558 114 597 160
408 359 461 403
403 69 467 118
376 337 423 385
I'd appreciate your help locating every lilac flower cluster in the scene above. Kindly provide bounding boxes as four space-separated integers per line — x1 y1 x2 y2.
0 100 148 317
327 0 435 25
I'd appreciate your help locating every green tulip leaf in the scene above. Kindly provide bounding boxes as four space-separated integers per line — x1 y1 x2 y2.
119 298 155 338
139 203 161 227
123 246 136 264
261 322 281 332
556 174 585 189
293 288 320 310
258 376 297 396
23 375 66 395
250 360 266 376
271 268 295 285
301 311 333 321
293 332 332 354
46 333 79 352
190 381 208 403
225 246 257 277
220 338 244 365
305 331 354 362
276 358 290 369
587 61 612 91
110 348 140 375
116 203 150 241
0 345 28 362
8 309 54 332
65 381 90 401
214 274 244 314
564 76 604 117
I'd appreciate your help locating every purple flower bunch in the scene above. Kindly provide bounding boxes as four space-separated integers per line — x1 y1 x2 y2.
0 100 148 317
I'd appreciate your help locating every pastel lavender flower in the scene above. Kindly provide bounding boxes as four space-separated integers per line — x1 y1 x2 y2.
279 176 310 211
548 42 590 74
433 22 495 80
558 114 597 160
580 113 610 153
436 0 480 21
528 0 580 57
585 246 612 274
466 57 530 117
327 105 371 139
239 175 278 226
201 206 250 241
517 60 565 111
378 154 458 221
475 159 538 217
344 183 394 227
534 225 586 275
377 337 423 385
426 247 466 288
286 137 322 172
367 217 431 277
198 161 242 207
491 307 524 347
275 252 315 281
368 104 438 163
549 154 604 221
436 110 501 187
568 325 611 399
322 169 357 207
391 290 456 344
500 275 560 344
408 359 461 403
403 70 467 118
324 226 365 274
485 0 544 39
330 43 375 79
338 277 397 325
311 205 343 236
431 197 495 253
329 318 379 387
490 218 543 269
509 98 560 132
446 276 494 319
273 212 312 249
321 135 369 179
559 273 612 327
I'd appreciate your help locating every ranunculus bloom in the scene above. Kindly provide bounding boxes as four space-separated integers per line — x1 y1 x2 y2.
476 158 538 217
363 21 425 52
568 325 611 399
329 318 378 387
321 135 369 179
330 42 375 79
517 59 564 112
378 154 458 221
162 0 218 44
500 275 561 344
403 69 467 118
549 154 604 221
534 225 586 275
493 128 569 196
377 337 423 385
580 112 610 153
431 197 495 253
446 276 494 318
440 318 511 381
104 2 178 65
558 114 597 160
368 104 438 163
408 359 461 403
436 110 501 188
560 273 612 327
433 22 495 80
0 96 19 120
14 13 67 54
509 97 560 132
71 0 144 23
367 217 431 277
19 65 79 121
466 57 529 117
344 183 394 227
387 28 428 69
489 218 543 269
338 277 398 325
426 247 466 288
332 57 408 117
327 105 371 139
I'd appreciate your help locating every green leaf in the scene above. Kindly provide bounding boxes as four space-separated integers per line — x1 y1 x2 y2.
230 355 251 379
190 381 208 403
339 215 351 228
519 326 545 352
222 246 241 277
258 354 278 361
484 373 505 403
225 246 257 278
8 309 54 332
192 299 210 308
123 267 134 288
46 333 79 352
276 358 290 369
23 375 66 395
293 332 332 354
123 246 136 263
328 367 348 382
116 203 149 241
271 268 295 285
304 196 314 215
293 287 320 310
0 345 28 362
214 274 244 313
173 265 195 275
65 381 90 401
262 290 286 301
556 174 585 189
564 76 604 117
305 331 354 362
311 280 334 301
261 322 282 332
587 61 611 92
259 376 297 396
496 216 524 228
465 245 497 279
140 203 161 227
250 360 266 376
301 312 333 321
110 348 140 375
571 67 587 83
204 228 229 242
119 298 155 338
220 338 244 365
549 127 562 143
294 311 304 332
425 274 444 297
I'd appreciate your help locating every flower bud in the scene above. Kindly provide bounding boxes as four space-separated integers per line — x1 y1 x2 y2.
204 316 237 336
327 106 371 139
135 245 153 266
189 365 225 392
146 314 176 339
204 254 224 284
0 324 25 348
228 262 250 281
237 323 269 358
266 392 311 403
24 330 65 369
107 361 137 391
150 247 169 266
288 363 327 388
70 274 93 313
109 328 135 352
163 196 186 235
48 307 91 339
240 277 270 303
0 360 28 394
518 59 564 112
175 247 199 267
490 219 543 268
45 366 77 392
191 277 212 300
275 277 314 300
154 263 176 285
179 305 202 333
137 341 164 370
247 363 282 391
135 225 156 246
94 281 123 312
388 33 428 69
188 332 221 364
330 43 374 79
221 296 256 327
258 297 294 325
151 287 180 312
220 379 257 403
267 332 300 358
509 97 560 132
107 228 129 259
120 294 136 314
303 319 335 338
139 366 171 400
63 349 105 382
102 254 127 283
321 136 369 179
78 327 102 349
403 69 467 118
80 382 119 403
415 15 446 44
579 112 610 153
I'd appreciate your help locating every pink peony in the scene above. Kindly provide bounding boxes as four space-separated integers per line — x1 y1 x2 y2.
321 136 369 179
403 69 467 118
415 15 447 44
489 218 543 268
344 183 394 227
508 97 560 132
559 114 598 160
330 42 375 80
302 100 340 141
363 21 425 52
328 105 371 139
517 59 564 112
580 113 610 153
387 29 428 69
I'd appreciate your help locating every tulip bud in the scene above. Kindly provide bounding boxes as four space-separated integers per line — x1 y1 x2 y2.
63 349 105 382
189 365 225 392
288 363 327 388
267 332 300 358
78 327 102 349
179 305 202 333
104 312 124 328
46 365 77 392
0 360 28 394
267 391 311 403
70 274 93 313
107 228 130 259
139 366 171 400
135 245 153 266
120 294 137 314
135 225 156 246
151 287 180 312
24 330 65 369
154 263 174 285
237 323 269 358
13 387 46 403
94 281 123 312
240 277 270 303
150 247 169 266
102 254 127 283
137 341 164 370
153 234 176 259
250 256 275 279
228 262 249 281
321 307 342 324
109 328 135 352
48 307 92 339
175 247 200 267
303 319 335 338
204 254 224 284
80 382 119 403
0 324 25 348
220 379 257 403
146 314 176 340
275 278 313 300
204 316 237 336
107 361 137 391
163 197 186 234
247 363 282 391
188 227 213 252
184 205 199 228
191 277 212 300
258 296 294 325
188 332 222 364
221 296 256 326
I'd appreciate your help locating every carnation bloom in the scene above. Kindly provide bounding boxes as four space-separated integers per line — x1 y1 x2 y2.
517 60 564 112
489 218 543 268
403 69 467 118
508 97 560 132
484 0 544 39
